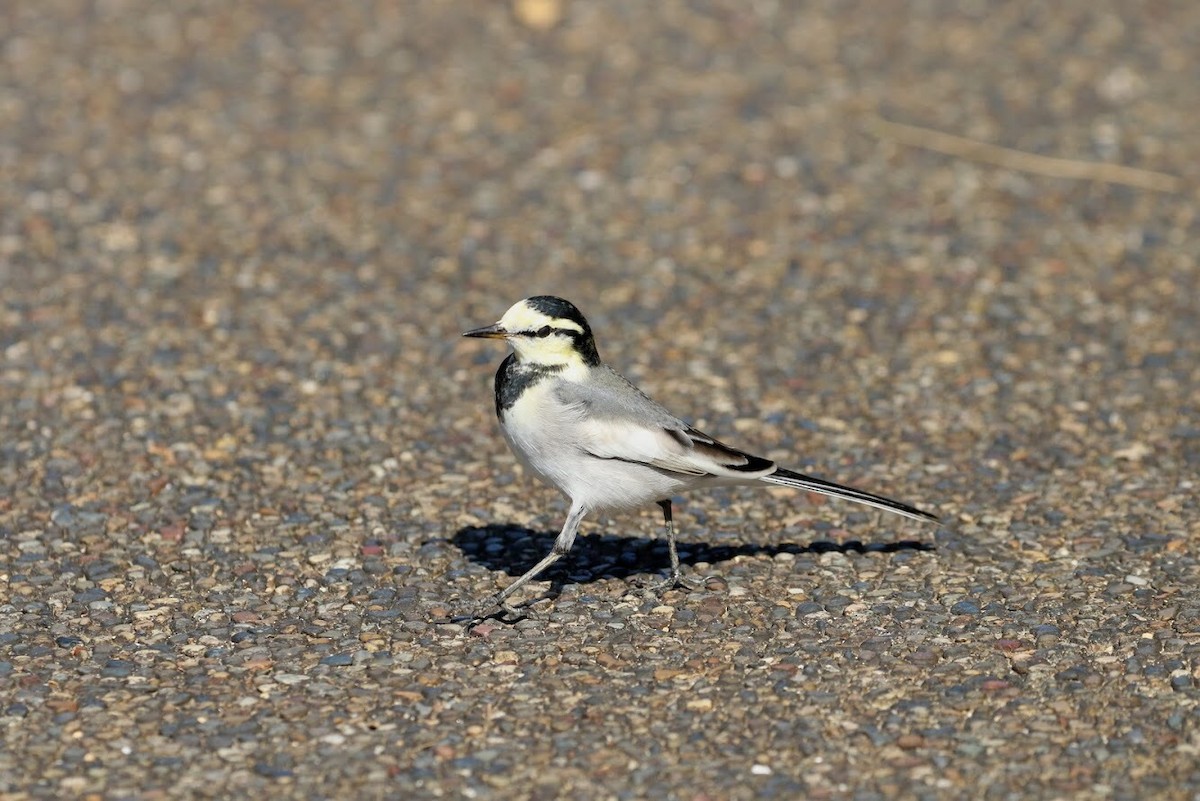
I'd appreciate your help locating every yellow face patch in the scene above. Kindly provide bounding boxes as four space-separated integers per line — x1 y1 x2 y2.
499 300 589 369
498 302 551 334
510 332 584 366
498 301 584 335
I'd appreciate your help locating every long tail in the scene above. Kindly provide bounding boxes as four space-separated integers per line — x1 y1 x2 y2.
760 467 939 523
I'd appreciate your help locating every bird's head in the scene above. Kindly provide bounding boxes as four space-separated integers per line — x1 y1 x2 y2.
464 296 600 368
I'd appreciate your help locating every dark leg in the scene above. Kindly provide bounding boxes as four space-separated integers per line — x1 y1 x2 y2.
465 503 587 622
649 499 702 593
659 499 680 580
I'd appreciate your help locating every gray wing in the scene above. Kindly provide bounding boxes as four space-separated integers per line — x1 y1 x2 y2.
553 366 775 478
558 365 688 428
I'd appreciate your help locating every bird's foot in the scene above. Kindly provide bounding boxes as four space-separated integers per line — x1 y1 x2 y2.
645 570 706 595
451 595 528 626
451 592 554 626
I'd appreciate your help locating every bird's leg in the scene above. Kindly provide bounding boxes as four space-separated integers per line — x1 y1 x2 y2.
648 499 703 594
466 504 586 622
660 499 680 581
487 551 560 620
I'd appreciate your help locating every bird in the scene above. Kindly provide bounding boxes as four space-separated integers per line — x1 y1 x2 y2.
462 295 938 619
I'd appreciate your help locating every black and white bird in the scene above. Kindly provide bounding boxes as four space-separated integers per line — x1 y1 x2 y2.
463 296 938 618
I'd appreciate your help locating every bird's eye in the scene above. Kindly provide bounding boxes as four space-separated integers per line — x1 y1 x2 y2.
535 326 553 337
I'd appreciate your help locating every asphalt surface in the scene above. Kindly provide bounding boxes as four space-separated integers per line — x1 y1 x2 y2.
2 1 1199 799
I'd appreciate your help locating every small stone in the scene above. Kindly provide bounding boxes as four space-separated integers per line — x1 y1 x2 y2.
101 659 135 678
513 0 562 31
254 763 294 778
72 588 108 604
274 673 309 685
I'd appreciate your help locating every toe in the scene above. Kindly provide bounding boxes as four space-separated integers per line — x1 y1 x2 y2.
644 571 706 595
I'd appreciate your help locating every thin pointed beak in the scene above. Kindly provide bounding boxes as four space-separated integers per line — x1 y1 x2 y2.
462 323 509 339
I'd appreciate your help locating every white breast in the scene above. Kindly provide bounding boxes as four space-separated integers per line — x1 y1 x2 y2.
499 380 691 512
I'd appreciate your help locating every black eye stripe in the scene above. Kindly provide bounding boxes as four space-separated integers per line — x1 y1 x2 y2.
521 325 584 338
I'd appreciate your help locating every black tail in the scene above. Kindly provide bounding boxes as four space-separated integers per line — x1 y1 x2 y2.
761 467 939 523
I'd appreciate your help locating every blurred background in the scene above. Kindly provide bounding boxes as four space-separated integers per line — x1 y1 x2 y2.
4 1 1195 522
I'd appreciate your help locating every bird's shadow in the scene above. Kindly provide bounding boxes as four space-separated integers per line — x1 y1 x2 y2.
452 523 934 588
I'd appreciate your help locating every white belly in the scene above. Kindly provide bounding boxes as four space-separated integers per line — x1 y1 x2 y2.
499 381 689 512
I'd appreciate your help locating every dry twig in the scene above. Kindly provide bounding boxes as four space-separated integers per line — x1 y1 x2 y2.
866 115 1183 194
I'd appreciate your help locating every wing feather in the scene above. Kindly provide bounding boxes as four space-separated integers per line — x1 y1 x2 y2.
553 370 774 479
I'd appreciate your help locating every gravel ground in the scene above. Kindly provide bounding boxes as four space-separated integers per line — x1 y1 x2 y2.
2 1 1199 799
